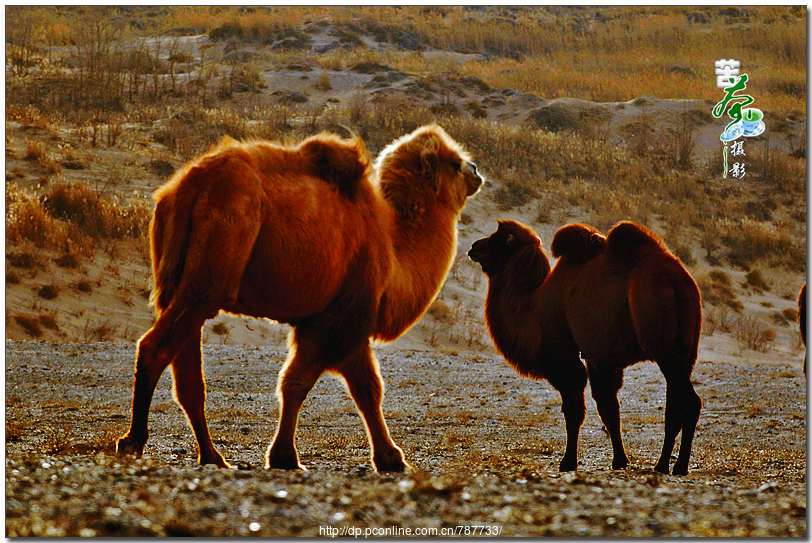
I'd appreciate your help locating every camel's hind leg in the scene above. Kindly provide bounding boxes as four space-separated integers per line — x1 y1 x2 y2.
170 329 230 468
586 363 630 470
335 344 409 472
116 303 212 458
118 187 262 462
654 361 701 475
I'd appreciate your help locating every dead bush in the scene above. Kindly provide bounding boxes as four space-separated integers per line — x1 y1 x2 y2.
37 284 60 300
24 139 47 161
41 181 151 240
75 280 93 293
14 314 43 337
38 313 59 331
743 269 770 292
7 250 41 269
6 198 69 248
54 253 80 268
703 305 735 336
732 314 777 353
698 270 743 312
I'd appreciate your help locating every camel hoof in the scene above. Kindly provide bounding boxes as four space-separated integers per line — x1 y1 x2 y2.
266 460 307 471
671 463 688 476
266 450 306 471
116 436 144 457
654 462 671 475
612 457 630 470
558 457 578 472
199 453 233 469
373 449 411 473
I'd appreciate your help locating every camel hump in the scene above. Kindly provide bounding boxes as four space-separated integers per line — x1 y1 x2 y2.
606 221 668 265
298 133 370 199
551 223 606 263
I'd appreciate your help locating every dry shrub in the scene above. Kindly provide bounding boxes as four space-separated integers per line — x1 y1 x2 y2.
42 182 151 240
14 314 43 337
718 218 802 271
703 305 735 335
75 280 93 293
6 250 41 269
733 314 777 353
37 284 60 300
493 178 538 211
697 270 743 312
210 321 231 344
427 299 453 324
743 270 770 292
38 314 59 331
24 139 47 161
54 253 80 268
7 270 21 285
6 198 69 248
782 307 799 322
83 319 117 342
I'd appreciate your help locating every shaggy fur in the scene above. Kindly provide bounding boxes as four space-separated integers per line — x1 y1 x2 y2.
117 125 482 471
469 220 702 475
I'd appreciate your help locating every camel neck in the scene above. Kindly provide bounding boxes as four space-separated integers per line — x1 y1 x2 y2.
485 273 545 367
374 207 458 342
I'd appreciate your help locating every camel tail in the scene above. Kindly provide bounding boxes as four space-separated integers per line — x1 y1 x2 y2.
551 223 606 263
149 170 201 314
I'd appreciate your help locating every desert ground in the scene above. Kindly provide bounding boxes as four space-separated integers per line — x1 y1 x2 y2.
4 339 807 537
5 6 807 538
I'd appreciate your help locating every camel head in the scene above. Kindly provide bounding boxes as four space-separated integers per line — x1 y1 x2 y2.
377 124 483 224
468 220 544 276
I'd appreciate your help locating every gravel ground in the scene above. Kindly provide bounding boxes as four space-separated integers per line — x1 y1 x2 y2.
5 340 807 537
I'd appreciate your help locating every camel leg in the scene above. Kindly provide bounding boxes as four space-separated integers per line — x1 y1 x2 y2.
655 363 701 475
335 344 409 472
170 329 230 468
266 334 326 470
587 363 629 470
548 358 588 472
116 303 211 458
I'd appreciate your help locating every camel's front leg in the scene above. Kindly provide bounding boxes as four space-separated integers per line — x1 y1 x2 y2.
587 362 629 470
549 357 588 472
266 339 325 470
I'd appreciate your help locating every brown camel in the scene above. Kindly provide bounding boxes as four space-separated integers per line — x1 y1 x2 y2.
116 124 483 471
468 220 702 475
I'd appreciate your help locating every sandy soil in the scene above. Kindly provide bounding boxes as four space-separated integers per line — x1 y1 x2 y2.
5 339 806 537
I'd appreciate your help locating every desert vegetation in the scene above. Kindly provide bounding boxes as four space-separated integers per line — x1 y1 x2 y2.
6 6 805 355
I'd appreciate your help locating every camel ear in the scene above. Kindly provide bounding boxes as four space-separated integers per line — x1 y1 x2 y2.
420 149 439 191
